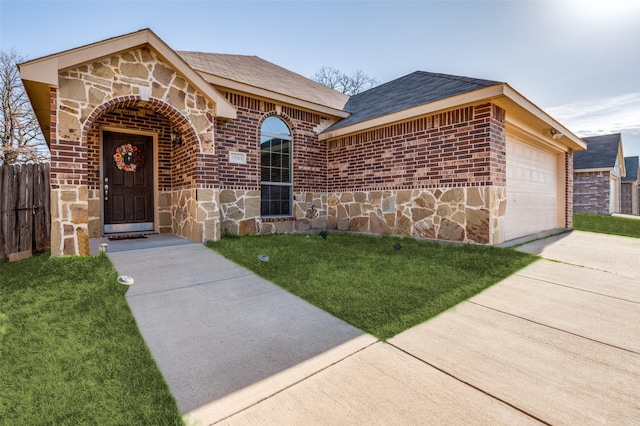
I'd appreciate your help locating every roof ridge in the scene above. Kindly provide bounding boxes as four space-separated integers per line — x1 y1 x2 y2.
414 70 502 85
349 70 500 99
177 50 259 59
582 132 622 140
178 50 338 92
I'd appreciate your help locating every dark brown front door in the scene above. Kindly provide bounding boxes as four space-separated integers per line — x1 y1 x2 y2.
103 131 154 233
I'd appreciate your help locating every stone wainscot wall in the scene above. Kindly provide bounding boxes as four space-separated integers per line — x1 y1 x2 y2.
326 186 505 244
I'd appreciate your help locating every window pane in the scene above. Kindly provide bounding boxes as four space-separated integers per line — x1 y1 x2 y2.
269 200 280 216
261 117 291 137
280 140 291 155
281 186 291 200
281 200 290 214
272 167 282 183
260 184 292 216
272 186 279 200
260 117 292 216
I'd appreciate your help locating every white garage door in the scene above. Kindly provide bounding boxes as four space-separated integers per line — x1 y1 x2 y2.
503 137 558 242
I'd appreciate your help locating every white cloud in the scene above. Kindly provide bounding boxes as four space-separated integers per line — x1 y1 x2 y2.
546 92 640 137
545 93 640 157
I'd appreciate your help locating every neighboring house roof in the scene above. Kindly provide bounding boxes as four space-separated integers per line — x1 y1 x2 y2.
574 133 623 170
326 71 502 131
622 156 639 182
178 51 349 116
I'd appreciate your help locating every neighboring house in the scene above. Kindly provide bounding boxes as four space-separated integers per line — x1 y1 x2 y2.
18 29 585 256
573 133 625 215
621 156 639 215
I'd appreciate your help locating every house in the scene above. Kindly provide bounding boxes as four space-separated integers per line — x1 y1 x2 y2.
18 29 585 256
621 156 639 215
573 133 625 215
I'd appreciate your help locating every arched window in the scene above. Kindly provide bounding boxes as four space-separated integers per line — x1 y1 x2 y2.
260 116 292 216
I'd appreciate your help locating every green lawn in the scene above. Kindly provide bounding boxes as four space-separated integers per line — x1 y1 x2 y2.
574 212 640 238
0 254 183 426
207 233 537 340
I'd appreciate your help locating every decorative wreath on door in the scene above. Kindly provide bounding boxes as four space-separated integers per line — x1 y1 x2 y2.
113 144 144 172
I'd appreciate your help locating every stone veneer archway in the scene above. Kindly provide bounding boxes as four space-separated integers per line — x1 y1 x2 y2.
51 46 222 255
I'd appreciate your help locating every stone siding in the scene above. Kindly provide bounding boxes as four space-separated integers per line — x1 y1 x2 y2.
219 189 326 236
326 186 504 244
51 184 90 256
51 46 221 254
573 171 610 215
171 188 220 242
564 150 574 227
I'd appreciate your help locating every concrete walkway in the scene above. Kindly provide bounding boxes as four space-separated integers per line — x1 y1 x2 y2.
104 232 640 425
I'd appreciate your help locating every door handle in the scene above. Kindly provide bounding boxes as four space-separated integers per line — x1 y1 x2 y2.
104 184 109 200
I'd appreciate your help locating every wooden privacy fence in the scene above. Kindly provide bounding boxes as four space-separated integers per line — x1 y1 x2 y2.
0 163 51 260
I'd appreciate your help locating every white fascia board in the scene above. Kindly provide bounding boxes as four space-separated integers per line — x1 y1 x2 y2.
505 116 568 153
18 57 59 86
19 30 152 86
501 85 586 151
574 167 613 173
199 73 350 119
618 141 626 178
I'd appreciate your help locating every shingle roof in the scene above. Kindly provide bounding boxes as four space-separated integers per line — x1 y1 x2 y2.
622 156 639 182
573 133 622 170
177 51 349 111
324 71 502 132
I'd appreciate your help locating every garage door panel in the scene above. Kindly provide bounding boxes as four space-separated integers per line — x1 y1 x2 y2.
503 138 558 241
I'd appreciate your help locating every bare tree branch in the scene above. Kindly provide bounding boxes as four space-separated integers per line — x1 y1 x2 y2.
0 49 49 165
312 66 379 96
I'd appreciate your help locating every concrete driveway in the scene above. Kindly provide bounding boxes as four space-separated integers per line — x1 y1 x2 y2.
105 231 640 425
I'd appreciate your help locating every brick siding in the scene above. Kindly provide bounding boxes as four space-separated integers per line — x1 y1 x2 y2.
215 91 330 192
326 103 506 191
573 171 610 214
87 105 172 191
49 88 88 187
621 182 639 215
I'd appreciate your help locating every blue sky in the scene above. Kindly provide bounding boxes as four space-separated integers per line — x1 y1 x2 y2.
2 0 639 157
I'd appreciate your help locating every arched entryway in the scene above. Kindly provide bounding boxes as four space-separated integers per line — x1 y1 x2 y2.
83 96 200 239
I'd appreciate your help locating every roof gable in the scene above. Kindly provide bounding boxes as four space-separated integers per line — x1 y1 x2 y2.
19 29 237 142
622 156 639 182
574 133 622 170
178 51 349 114
325 71 502 132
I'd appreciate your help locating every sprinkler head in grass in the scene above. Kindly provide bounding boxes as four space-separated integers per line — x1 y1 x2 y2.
319 230 328 240
393 243 402 250
258 254 269 262
117 275 134 286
